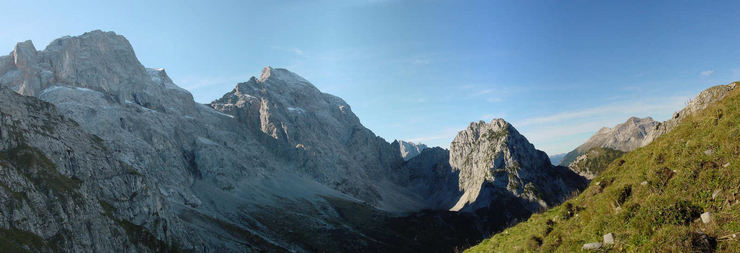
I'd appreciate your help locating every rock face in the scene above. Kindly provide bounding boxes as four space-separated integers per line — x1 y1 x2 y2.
209 67 413 209
393 140 428 160
0 87 176 252
448 119 587 213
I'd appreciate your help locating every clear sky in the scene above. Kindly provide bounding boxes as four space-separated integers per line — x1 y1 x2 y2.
2 0 739 155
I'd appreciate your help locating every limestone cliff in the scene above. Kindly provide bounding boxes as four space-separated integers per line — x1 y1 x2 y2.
448 119 587 213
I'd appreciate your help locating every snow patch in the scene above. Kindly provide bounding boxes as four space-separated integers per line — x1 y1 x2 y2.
197 136 218 146
40 85 65 96
287 107 305 113
40 85 100 96
203 107 235 118
125 99 157 113
74 87 95 92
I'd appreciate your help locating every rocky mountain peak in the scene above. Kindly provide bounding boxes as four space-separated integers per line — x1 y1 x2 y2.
0 30 197 115
449 118 555 211
559 116 659 166
393 140 428 160
12 40 37 67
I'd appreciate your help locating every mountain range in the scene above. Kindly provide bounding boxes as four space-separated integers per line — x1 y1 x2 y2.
0 30 735 252
0 31 587 252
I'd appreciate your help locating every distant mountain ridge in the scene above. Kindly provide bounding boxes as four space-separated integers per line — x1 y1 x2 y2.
560 82 737 167
548 153 566 165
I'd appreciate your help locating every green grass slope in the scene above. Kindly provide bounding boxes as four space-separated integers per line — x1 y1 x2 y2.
467 84 740 252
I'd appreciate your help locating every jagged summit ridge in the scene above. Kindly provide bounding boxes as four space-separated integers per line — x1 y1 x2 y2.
448 118 585 213
210 66 411 208
449 119 551 211
0 30 196 115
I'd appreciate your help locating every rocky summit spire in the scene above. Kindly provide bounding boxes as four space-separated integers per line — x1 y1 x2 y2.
448 118 586 213
259 66 273 82
449 119 552 211
13 40 37 68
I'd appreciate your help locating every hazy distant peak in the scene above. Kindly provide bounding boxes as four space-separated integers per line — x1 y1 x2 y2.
394 140 428 160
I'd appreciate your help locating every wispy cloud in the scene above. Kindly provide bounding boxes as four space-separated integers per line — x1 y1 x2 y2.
701 70 714 76
470 89 494 97
511 95 691 155
486 97 502 103
514 96 688 128
411 58 431 65
271 46 307 57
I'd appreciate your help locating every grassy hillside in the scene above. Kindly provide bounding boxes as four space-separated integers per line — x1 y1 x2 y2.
467 84 740 252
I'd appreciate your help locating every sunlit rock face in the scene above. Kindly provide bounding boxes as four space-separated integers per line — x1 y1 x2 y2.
392 140 428 161
448 119 586 213
558 117 659 166
209 66 416 209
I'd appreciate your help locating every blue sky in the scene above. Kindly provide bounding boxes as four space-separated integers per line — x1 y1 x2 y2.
2 0 739 154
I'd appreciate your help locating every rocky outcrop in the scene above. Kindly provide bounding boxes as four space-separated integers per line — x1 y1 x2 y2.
448 119 587 213
560 82 737 167
393 140 428 160
653 82 737 137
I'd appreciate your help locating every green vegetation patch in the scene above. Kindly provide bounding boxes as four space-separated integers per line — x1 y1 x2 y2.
0 227 47 253
0 144 82 202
